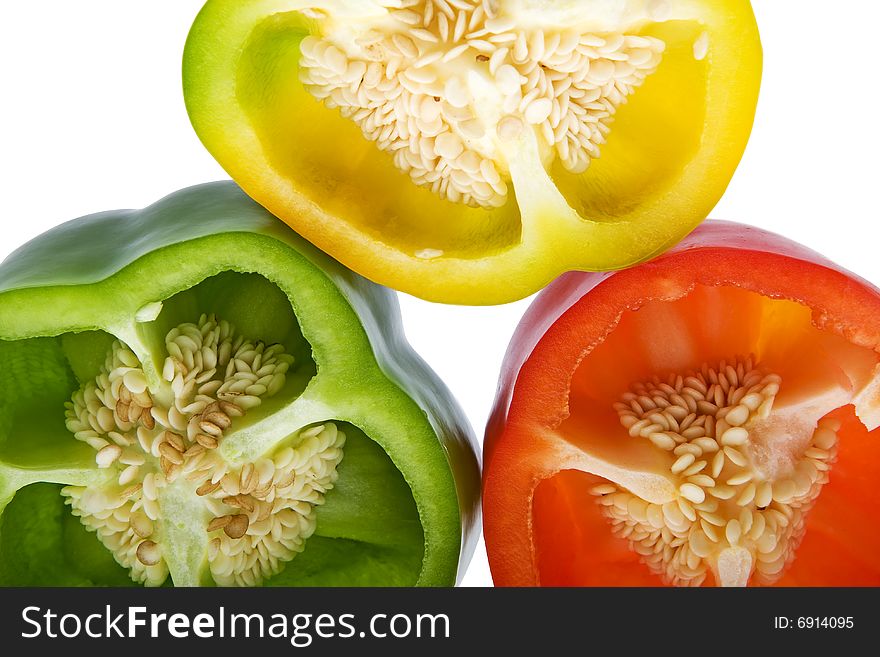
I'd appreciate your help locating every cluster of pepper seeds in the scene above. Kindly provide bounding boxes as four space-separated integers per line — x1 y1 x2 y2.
298 0 665 208
63 314 346 586
592 357 838 587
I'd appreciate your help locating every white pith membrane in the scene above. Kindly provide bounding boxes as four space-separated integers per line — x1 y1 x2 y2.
297 0 667 209
62 314 346 586
593 357 840 587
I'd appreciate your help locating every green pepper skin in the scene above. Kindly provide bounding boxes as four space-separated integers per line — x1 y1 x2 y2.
0 182 479 586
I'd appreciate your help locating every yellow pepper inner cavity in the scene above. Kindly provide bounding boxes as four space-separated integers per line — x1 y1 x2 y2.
299 0 665 209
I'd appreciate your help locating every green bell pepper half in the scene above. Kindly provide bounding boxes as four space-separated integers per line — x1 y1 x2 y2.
0 181 479 586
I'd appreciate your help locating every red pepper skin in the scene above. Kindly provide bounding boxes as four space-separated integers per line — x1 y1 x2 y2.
483 221 880 586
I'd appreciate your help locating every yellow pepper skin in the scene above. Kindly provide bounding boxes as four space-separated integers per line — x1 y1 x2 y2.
184 0 762 305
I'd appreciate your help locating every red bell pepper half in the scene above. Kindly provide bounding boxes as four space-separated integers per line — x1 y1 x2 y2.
483 221 880 587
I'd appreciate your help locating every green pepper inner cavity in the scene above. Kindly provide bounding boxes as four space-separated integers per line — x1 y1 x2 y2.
62 313 345 587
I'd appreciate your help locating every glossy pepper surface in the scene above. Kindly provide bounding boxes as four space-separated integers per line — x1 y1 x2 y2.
0 182 479 587
183 0 762 304
484 222 880 586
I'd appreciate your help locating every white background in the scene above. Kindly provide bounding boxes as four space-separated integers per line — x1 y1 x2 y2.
1 1 878 587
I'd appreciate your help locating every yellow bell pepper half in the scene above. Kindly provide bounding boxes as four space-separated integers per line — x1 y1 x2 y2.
184 0 761 305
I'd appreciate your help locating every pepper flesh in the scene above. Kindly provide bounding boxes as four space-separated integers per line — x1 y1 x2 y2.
183 0 762 304
483 221 880 586
0 182 479 586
